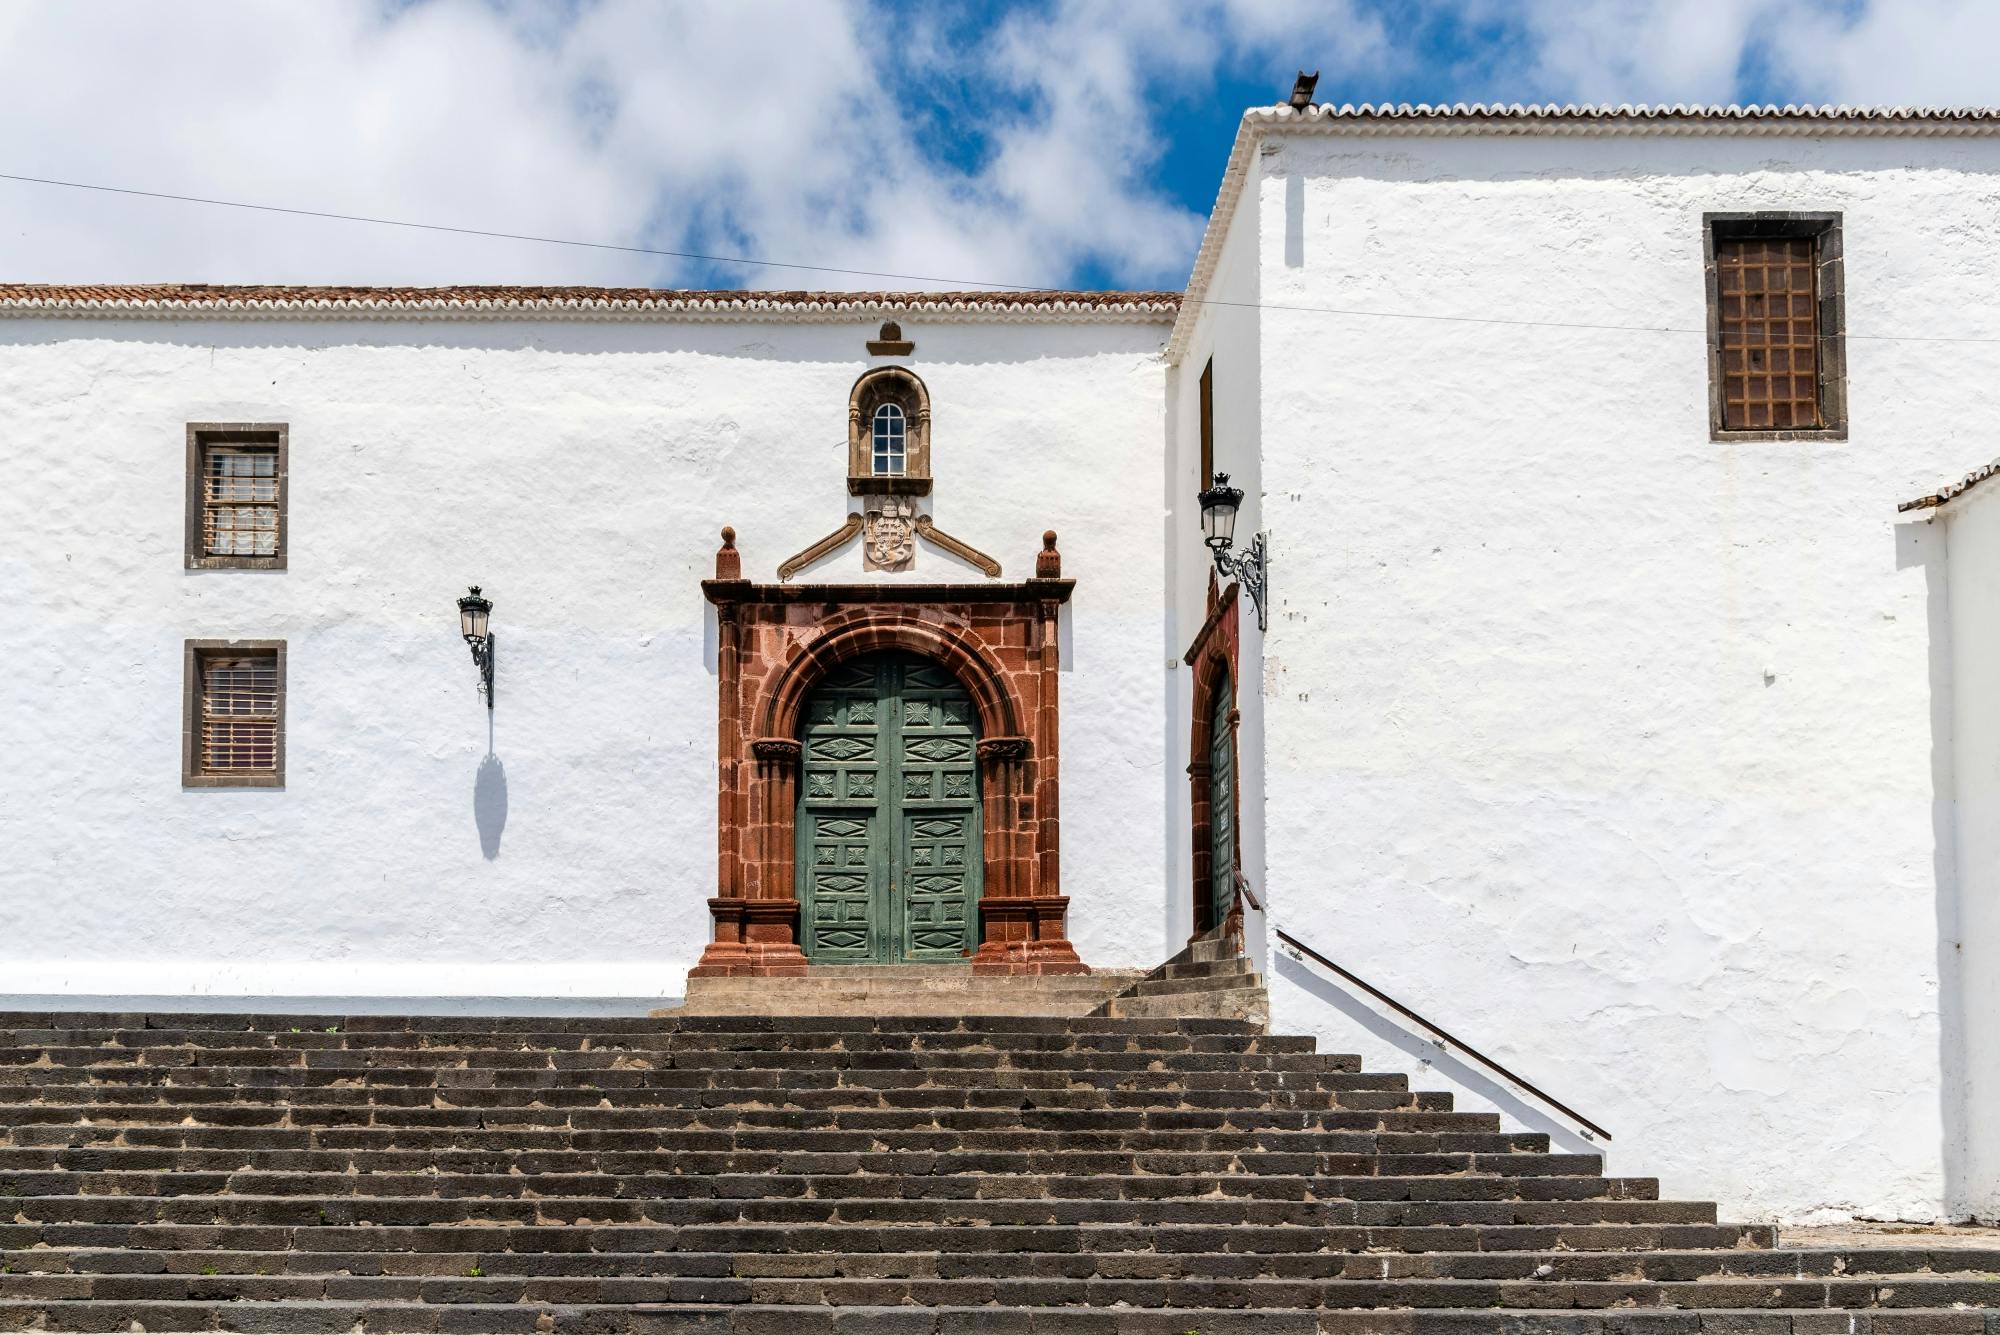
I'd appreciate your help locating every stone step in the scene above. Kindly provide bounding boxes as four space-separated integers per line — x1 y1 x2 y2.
0 1088 1457 1123
0 1055 1376 1087
0 1029 1313 1056
1102 990 1270 1024
1125 971 1267 998
0 1068 1418 1096
0 1221 1779 1256
0 1130 1557 1167
3 1108 1507 1146
21 1246 1969 1283
12 1301 2000 1335
7 1270 2000 1309
0 1165 1643 1203
1156 959 1258 981
671 972 1144 1018
0 1194 1716 1229
0 1047 1352 1071
0 1014 1261 1035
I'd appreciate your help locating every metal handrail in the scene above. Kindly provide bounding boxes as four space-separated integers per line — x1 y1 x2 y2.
1230 871 1611 1142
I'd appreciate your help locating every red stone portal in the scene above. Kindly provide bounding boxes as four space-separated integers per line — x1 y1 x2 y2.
1185 573 1243 947
694 529 1084 977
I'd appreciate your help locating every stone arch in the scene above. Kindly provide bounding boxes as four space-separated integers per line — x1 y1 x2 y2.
756 610 1025 745
848 366 932 492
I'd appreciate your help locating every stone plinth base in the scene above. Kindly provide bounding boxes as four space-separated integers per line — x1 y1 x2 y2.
662 964 1142 1018
689 898 810 978
969 895 1086 975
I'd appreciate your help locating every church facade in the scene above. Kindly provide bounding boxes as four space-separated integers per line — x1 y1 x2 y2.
4 104 2000 1226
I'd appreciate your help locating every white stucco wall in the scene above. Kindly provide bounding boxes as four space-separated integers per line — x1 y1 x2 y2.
1167 155 1266 954
1244 128 2000 1222
0 314 1172 1000
1940 483 2000 1223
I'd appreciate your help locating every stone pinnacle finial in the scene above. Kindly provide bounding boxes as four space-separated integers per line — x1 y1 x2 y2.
716 526 742 580
1037 530 1061 578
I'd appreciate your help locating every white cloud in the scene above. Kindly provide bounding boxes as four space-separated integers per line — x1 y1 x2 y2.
1755 0 2000 106
1482 0 2000 109
1513 0 1782 104
0 1 1993 292
0 0 645 285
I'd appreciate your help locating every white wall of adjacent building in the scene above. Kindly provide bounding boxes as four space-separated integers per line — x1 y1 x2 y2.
1938 482 2000 1224
1229 124 2000 1223
0 315 1174 1002
1166 149 1267 958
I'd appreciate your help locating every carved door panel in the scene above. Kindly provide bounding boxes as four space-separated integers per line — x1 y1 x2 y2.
799 660 887 963
1207 670 1237 932
896 660 981 961
798 653 981 963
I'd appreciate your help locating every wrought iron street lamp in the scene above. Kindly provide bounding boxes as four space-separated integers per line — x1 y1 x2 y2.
1197 472 1269 631
457 586 495 707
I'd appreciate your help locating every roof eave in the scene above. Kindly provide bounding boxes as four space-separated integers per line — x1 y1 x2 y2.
0 290 1180 325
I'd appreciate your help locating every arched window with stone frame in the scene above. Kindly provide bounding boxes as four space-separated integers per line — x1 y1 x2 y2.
848 366 931 494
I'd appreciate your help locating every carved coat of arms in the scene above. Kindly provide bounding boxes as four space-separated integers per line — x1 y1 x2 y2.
864 495 917 572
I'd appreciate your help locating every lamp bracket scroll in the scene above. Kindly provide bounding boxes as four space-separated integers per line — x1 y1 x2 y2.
1215 533 1269 633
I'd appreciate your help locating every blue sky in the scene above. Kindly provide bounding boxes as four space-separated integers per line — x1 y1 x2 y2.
0 0 1987 292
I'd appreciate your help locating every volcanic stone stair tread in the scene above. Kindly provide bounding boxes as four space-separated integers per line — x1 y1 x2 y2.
1 1011 1995 1331
0 1221 1780 1254
8 1305 1994 1335
0 1194 1729 1228
12 1272 2000 1308
7 1248 1983 1283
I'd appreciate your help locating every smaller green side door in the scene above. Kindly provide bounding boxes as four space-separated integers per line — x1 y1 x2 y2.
798 653 982 963
1207 671 1237 931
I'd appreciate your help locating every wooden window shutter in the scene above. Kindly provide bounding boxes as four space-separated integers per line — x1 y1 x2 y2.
1715 235 1821 432
1198 358 1215 485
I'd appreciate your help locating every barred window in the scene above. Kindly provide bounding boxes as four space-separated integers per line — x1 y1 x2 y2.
186 424 287 568
1705 215 1845 440
202 655 279 772
183 641 285 788
203 445 281 556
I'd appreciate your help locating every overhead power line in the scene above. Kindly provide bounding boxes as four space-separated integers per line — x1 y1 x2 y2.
5 169 2000 346
0 171 1040 291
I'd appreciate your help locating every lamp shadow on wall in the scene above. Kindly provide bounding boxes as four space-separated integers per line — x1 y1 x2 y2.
474 713 508 861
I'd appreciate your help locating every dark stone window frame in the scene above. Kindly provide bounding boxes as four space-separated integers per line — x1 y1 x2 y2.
847 368 931 496
185 423 289 570
1704 212 1847 442
181 639 287 789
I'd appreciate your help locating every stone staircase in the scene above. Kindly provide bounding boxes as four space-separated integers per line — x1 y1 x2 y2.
0 1011 1996 1333
1093 923 1269 1027
677 965 1143 1017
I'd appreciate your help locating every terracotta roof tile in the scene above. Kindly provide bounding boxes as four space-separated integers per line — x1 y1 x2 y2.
1267 103 2000 127
0 284 1178 322
1900 460 2000 513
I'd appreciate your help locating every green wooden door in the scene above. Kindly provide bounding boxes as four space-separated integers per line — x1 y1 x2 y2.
1207 671 1237 931
798 652 981 963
